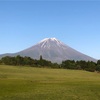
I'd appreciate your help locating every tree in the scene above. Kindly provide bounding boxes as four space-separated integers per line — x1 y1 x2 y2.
96 60 100 72
85 61 96 72
0 60 2 64
97 60 100 65
1 56 12 65
96 65 100 72
40 55 43 61
76 60 87 70
23 56 34 66
61 60 76 69
15 55 24 65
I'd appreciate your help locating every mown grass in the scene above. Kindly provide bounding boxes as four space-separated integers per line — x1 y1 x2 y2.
0 65 100 100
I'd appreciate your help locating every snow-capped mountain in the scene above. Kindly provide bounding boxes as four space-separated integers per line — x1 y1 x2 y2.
0 38 97 63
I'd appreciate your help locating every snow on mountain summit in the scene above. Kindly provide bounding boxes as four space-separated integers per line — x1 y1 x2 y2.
50 37 59 41
38 38 64 48
40 38 60 43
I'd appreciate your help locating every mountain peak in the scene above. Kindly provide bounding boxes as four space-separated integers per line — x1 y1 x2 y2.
0 37 97 63
38 37 64 49
50 37 58 41
40 37 58 43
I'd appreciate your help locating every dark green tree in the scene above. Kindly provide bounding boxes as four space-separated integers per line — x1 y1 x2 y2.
23 56 34 66
15 55 24 65
96 60 100 72
61 60 76 69
1 56 12 65
96 65 100 72
85 61 96 72
40 55 43 61
97 60 100 65
0 59 2 64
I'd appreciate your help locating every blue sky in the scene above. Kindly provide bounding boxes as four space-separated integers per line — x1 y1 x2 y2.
0 1 100 59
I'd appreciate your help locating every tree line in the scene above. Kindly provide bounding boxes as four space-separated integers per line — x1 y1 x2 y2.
0 55 100 72
0 55 58 68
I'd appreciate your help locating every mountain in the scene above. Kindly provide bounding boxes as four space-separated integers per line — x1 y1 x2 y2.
0 38 97 63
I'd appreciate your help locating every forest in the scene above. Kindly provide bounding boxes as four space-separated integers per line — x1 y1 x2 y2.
0 55 100 72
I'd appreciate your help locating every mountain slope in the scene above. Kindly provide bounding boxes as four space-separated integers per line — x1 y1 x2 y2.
0 38 97 63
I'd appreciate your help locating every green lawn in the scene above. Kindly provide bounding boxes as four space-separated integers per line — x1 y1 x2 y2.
0 65 100 100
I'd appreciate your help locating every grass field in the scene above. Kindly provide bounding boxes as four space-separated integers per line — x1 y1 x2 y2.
0 65 100 100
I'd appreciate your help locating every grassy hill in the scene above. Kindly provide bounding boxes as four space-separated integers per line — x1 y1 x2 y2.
0 65 100 100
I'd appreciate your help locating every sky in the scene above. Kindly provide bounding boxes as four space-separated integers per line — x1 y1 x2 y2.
0 0 100 59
